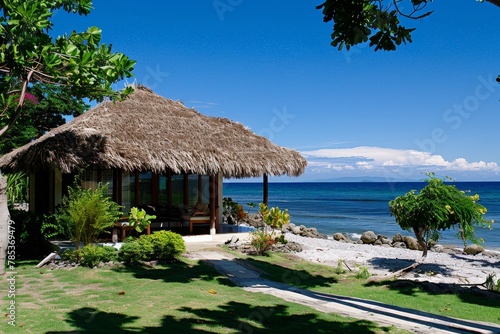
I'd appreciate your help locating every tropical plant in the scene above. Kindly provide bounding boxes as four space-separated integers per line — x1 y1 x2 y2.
259 203 290 235
55 181 122 256
128 207 156 233
0 0 135 274
223 197 241 225
389 173 493 264
250 230 275 256
0 84 89 154
5 172 28 206
317 0 500 55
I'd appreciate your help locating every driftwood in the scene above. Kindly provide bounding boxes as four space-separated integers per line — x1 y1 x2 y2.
367 257 426 283
36 252 57 268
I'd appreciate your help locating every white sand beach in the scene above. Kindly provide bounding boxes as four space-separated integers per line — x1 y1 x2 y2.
284 233 500 285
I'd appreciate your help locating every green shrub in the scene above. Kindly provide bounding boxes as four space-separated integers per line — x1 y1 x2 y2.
335 259 346 275
60 249 79 263
274 234 288 244
250 230 275 256
355 266 371 279
148 230 186 260
118 231 185 265
55 180 122 253
79 244 117 268
6 172 28 206
259 204 290 234
118 237 154 265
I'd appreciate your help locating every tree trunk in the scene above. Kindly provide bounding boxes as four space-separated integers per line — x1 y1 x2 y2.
413 227 428 263
367 227 429 282
0 175 10 275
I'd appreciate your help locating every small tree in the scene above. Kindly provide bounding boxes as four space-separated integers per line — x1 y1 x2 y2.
259 203 290 234
56 181 122 257
389 173 493 264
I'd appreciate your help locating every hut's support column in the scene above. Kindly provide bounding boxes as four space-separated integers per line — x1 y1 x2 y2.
263 174 268 206
209 175 216 235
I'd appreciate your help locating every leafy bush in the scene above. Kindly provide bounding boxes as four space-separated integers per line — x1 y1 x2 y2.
259 204 290 234
223 197 245 224
335 259 346 275
485 274 500 293
128 207 156 233
118 231 185 265
55 180 122 251
274 234 288 244
148 230 186 260
5 172 28 206
355 266 371 279
250 230 275 256
60 249 79 263
79 245 117 268
118 236 154 265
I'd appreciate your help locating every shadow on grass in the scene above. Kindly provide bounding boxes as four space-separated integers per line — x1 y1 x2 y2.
365 278 500 306
111 259 235 287
45 303 394 334
243 256 338 289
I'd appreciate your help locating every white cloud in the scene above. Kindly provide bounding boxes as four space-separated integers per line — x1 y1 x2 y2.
300 146 500 180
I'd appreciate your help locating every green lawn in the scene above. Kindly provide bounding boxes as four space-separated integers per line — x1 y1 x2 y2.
3 258 409 334
233 251 500 326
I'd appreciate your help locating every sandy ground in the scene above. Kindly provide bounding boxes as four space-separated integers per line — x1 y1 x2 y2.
284 233 500 285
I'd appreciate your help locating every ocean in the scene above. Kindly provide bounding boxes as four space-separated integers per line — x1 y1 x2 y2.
223 182 500 251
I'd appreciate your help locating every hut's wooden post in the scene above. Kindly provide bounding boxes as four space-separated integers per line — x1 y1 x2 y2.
263 174 268 206
209 175 216 235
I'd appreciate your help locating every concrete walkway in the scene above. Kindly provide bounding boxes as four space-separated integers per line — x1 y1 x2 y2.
185 234 500 334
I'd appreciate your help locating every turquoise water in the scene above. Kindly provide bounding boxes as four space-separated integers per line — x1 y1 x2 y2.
223 182 500 250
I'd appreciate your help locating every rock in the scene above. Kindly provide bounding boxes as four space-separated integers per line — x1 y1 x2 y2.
483 250 500 259
392 241 407 249
333 233 350 242
285 223 326 239
403 236 421 251
381 238 392 245
392 233 403 243
361 231 377 244
464 244 485 255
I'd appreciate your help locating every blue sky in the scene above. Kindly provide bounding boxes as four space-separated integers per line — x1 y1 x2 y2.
52 1 500 182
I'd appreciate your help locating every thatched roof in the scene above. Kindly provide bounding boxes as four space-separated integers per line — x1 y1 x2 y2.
0 86 306 178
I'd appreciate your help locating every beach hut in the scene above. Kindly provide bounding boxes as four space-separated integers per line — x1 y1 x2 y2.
0 86 306 236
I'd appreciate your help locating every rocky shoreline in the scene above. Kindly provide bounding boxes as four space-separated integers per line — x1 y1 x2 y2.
281 222 500 258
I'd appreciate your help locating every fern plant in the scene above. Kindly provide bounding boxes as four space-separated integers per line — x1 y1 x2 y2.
55 181 122 256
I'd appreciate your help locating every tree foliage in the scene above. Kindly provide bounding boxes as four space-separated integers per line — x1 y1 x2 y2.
0 0 136 137
0 83 88 154
389 173 493 262
317 0 500 54
0 0 135 274
316 0 500 83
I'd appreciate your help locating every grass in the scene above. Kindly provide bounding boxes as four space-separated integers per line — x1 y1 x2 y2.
230 251 500 325
4 248 499 333
3 259 409 333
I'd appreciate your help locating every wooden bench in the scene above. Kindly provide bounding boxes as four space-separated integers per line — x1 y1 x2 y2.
181 214 211 234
